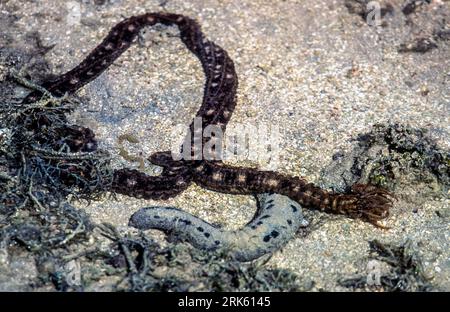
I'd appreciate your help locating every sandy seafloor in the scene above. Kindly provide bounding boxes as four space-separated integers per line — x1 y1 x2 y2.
1 0 449 290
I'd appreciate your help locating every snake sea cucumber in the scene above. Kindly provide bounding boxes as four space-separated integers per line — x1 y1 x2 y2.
129 193 308 262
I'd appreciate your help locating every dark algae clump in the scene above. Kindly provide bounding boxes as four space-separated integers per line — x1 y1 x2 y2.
321 123 449 199
356 123 449 192
339 239 433 291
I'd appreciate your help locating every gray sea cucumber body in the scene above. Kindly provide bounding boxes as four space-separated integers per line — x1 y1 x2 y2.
129 193 307 262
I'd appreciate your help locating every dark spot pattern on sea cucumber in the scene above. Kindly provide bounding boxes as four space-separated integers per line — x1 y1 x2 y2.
129 193 306 262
